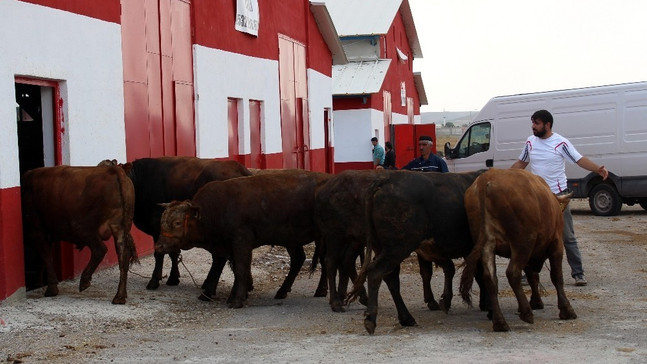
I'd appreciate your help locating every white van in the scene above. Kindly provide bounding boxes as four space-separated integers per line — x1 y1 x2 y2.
444 81 647 216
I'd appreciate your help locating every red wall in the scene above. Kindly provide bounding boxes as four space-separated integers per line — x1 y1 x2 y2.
19 0 120 24
193 0 331 76
0 187 25 301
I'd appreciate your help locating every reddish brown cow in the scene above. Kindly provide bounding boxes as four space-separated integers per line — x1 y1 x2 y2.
460 168 577 332
155 169 331 308
21 164 137 304
314 169 455 313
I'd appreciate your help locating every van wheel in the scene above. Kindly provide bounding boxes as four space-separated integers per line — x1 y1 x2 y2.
589 184 622 216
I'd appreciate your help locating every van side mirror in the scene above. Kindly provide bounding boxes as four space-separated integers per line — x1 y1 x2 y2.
444 142 453 159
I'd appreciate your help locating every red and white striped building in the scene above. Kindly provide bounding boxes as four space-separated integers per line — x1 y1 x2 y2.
0 0 427 303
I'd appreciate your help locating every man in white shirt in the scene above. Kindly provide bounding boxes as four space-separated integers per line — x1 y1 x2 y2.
511 109 609 286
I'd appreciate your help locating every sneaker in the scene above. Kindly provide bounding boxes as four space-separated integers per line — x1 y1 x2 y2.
574 275 588 286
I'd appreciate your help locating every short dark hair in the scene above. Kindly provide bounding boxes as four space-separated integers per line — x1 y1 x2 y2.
532 110 553 128
371 137 378 142
385 141 393 149
418 135 433 143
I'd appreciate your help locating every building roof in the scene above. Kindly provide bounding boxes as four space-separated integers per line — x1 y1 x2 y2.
325 0 422 58
413 72 428 105
310 1 348 65
332 59 392 95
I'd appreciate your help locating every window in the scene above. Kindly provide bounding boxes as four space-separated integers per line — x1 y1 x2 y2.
456 122 491 158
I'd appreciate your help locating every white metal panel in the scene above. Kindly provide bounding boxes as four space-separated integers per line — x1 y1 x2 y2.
0 0 125 188
332 60 391 95
333 108 384 162
307 69 333 150
325 0 401 36
194 46 281 158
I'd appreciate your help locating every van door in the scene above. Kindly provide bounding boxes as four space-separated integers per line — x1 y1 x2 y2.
445 122 493 172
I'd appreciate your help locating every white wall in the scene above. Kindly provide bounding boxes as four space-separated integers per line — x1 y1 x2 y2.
0 0 125 188
307 69 333 150
333 108 384 162
193 46 282 158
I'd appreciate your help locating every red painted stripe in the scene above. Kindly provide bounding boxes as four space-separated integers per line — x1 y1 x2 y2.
0 187 25 301
19 0 121 24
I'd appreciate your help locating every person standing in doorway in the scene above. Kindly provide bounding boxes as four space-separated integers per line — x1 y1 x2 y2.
371 137 385 169
402 135 448 172
511 109 609 286
383 141 396 169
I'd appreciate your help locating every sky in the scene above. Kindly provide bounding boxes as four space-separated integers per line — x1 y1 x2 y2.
408 0 647 112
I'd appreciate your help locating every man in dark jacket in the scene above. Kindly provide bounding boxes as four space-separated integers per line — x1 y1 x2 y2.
402 135 448 172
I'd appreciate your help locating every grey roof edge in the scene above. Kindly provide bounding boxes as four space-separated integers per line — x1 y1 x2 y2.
310 1 348 65
413 72 428 105
399 0 423 58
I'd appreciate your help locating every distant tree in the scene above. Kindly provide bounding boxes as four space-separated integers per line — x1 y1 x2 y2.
445 122 455 128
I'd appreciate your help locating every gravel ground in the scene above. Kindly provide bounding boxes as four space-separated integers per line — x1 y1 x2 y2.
2 199 647 363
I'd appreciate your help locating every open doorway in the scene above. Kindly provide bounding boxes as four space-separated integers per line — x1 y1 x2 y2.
15 79 60 290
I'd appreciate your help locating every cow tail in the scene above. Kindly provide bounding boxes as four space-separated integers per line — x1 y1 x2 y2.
116 168 139 266
459 182 487 307
345 176 384 305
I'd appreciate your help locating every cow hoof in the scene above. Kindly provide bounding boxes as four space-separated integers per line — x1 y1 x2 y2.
146 279 160 290
314 287 328 297
493 322 510 332
79 279 91 292
426 299 441 311
399 316 417 327
166 276 180 286
439 298 451 314
274 290 288 299
559 308 577 320
331 302 345 313
112 296 126 305
519 311 534 324
530 299 544 310
44 286 59 297
364 318 376 335
228 301 244 309
198 292 212 301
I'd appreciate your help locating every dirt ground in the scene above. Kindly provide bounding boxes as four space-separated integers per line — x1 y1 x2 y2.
2 199 646 363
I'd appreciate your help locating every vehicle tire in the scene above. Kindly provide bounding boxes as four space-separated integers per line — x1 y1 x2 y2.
639 200 647 211
588 184 622 216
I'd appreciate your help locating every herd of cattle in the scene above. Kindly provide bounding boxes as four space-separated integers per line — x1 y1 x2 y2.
20 157 577 334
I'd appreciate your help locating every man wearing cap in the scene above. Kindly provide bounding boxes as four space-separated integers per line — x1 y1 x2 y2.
402 135 448 172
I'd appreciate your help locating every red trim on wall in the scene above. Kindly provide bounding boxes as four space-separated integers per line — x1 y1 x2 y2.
19 0 121 24
333 96 377 111
264 152 284 169
333 161 374 174
308 148 327 173
0 187 25 301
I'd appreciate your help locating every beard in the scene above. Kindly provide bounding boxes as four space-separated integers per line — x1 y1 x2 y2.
533 128 547 138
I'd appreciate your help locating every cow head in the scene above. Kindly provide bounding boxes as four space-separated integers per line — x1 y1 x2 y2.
155 200 200 253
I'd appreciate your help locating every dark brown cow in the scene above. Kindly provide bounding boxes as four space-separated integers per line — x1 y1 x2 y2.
21 164 137 304
347 169 488 334
459 168 577 331
315 169 454 313
122 157 251 296
155 169 331 308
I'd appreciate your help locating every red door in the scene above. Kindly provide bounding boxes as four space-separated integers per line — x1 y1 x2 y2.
249 100 263 168
393 124 414 169
228 98 240 162
279 36 308 169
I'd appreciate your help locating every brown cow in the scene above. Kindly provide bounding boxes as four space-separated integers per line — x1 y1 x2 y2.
121 157 252 296
459 168 577 332
155 169 331 308
347 169 488 334
315 169 455 313
21 164 137 304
